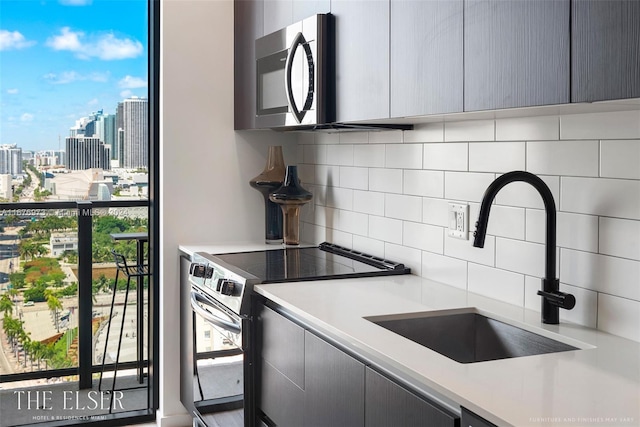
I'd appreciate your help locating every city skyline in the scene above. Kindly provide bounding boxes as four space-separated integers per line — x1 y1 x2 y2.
0 0 148 152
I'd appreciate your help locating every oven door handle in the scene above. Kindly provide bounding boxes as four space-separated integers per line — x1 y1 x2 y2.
190 290 241 334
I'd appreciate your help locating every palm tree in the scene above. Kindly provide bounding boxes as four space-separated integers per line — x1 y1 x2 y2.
46 293 63 332
0 294 13 317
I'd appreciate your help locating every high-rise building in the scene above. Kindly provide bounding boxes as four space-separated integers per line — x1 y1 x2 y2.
121 97 148 169
0 144 23 175
95 114 117 159
65 137 111 170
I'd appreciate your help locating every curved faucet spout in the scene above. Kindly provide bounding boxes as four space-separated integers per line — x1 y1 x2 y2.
472 171 574 324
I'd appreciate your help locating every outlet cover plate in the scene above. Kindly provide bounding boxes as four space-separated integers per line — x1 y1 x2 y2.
448 203 469 240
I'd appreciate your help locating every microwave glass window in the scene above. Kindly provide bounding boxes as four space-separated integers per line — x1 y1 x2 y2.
261 69 287 110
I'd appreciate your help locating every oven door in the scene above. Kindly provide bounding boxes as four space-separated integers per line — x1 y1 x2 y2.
189 287 244 421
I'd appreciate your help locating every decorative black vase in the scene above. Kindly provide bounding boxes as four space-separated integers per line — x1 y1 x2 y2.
269 166 313 246
250 146 286 244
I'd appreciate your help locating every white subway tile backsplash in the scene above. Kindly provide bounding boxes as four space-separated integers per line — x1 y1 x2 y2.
369 168 403 193
469 204 525 240
496 238 546 277
353 190 385 216
338 131 368 144
403 170 444 198
299 110 640 342
403 123 444 143
385 243 422 276
561 249 640 301
560 110 640 140
561 177 640 220
600 139 640 180
424 143 468 171
335 209 369 237
369 130 404 144
495 175 559 210
598 294 640 342
469 142 525 172
527 140 599 177
326 144 354 166
385 144 423 169
496 115 559 141
403 221 444 254
325 187 353 210
468 263 524 306
314 165 339 187
526 210 599 253
423 197 450 227
445 119 494 142
339 166 369 190
444 171 495 202
524 277 598 328
421 251 468 289
385 194 423 222
369 215 403 244
444 234 495 266
599 217 640 261
353 144 385 168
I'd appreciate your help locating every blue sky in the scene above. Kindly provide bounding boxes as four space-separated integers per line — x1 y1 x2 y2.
0 0 148 151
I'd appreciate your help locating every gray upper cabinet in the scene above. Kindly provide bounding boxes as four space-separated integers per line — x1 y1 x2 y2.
293 0 330 23
572 0 640 102
234 0 263 130
332 0 390 122
263 0 292 36
390 0 463 118
464 0 570 111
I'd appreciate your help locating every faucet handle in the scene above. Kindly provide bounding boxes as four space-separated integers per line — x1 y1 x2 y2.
537 290 576 310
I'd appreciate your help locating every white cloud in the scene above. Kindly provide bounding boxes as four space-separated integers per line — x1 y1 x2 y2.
118 75 147 89
59 0 93 5
0 30 36 51
120 90 133 98
7 88 19 94
46 27 142 60
43 71 109 84
20 113 34 122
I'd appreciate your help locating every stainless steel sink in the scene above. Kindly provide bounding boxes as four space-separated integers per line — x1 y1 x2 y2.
366 309 578 363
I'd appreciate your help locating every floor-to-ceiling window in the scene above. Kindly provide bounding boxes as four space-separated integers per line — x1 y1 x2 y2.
0 0 159 425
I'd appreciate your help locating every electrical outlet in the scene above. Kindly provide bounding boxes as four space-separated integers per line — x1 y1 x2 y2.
448 203 469 240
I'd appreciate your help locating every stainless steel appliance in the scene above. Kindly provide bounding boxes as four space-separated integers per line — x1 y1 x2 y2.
255 14 330 129
182 242 410 426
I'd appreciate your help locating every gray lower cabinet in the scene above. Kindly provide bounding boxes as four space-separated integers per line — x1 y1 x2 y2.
257 302 461 427
304 331 365 427
390 0 464 118
365 367 459 427
464 0 570 111
571 0 640 102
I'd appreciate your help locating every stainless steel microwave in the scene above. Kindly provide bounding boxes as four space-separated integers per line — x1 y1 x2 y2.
255 14 330 129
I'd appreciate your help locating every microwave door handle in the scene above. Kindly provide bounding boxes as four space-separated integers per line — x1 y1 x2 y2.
285 32 314 123
190 290 241 334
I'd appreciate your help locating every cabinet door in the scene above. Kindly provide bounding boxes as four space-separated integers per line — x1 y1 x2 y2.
257 305 305 427
264 0 292 36
390 0 463 117
332 0 390 122
234 0 263 130
292 0 330 23
572 0 640 102
464 0 569 111
304 331 365 427
365 368 458 427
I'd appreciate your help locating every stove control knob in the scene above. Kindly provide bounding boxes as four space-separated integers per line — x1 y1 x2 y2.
220 279 241 296
205 266 214 279
190 263 206 278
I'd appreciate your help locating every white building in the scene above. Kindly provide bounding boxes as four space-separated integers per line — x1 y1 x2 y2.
49 233 78 257
0 174 12 200
0 144 23 176
122 97 148 169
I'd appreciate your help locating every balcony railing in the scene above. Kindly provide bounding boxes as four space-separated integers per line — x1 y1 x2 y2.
0 200 153 425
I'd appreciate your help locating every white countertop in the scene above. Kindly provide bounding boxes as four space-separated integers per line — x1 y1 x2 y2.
179 243 640 426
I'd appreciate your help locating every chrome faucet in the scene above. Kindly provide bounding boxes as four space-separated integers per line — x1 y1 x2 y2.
472 171 575 324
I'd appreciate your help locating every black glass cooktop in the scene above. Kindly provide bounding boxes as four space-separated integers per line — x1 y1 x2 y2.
214 242 410 283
